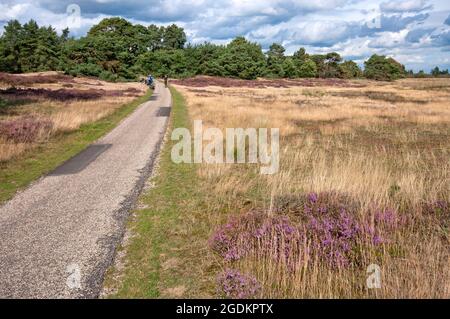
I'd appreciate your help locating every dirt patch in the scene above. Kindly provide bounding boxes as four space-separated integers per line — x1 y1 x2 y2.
172 76 366 88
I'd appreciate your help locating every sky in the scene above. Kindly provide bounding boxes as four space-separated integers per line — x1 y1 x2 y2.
0 0 449 71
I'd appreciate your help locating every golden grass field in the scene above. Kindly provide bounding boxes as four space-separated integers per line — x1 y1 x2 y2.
0 72 146 162
172 77 450 298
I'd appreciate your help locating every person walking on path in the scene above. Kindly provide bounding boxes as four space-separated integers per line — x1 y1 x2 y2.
164 75 168 88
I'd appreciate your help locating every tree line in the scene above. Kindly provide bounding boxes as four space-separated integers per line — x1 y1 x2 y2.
0 17 447 82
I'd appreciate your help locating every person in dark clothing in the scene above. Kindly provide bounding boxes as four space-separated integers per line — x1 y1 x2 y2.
146 74 154 86
164 75 168 88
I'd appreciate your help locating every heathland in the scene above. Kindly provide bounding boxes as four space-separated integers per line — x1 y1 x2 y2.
0 71 148 202
106 76 449 298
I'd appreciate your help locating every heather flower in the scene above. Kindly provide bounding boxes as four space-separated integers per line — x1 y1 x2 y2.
375 208 402 229
217 269 261 299
209 212 263 261
307 192 318 204
0 117 53 143
210 191 405 273
300 192 364 267
209 212 300 265
209 218 246 261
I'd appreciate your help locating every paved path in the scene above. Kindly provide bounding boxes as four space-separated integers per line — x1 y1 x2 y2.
0 82 171 298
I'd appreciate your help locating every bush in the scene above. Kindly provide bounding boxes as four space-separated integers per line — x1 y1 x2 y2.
364 54 406 81
0 117 53 143
209 192 404 269
99 70 119 82
218 37 266 80
67 63 103 77
297 59 317 78
339 60 362 78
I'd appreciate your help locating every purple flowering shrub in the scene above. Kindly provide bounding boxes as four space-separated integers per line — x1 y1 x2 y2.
210 192 405 270
217 269 261 299
0 117 53 143
209 212 265 261
300 192 406 267
209 211 300 265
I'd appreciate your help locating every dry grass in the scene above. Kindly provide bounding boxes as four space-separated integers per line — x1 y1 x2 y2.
0 72 146 161
172 77 450 298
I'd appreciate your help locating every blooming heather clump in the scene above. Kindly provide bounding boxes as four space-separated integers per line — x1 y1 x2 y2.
301 192 364 268
209 212 299 263
209 212 263 261
0 117 53 143
252 215 301 268
217 269 261 299
210 192 404 271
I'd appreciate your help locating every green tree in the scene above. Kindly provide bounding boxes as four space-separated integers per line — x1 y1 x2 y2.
137 49 187 77
291 47 317 78
218 37 266 79
162 24 187 49
147 24 164 51
430 66 448 77
293 47 308 62
184 42 226 76
339 60 362 79
431 66 440 76
266 43 285 78
0 20 23 73
281 57 297 78
297 59 317 78
364 54 406 81
310 54 326 77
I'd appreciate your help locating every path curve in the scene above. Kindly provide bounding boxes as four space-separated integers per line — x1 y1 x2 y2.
0 81 171 298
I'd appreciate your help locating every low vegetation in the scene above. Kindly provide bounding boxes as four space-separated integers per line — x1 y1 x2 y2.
0 71 149 202
110 77 449 298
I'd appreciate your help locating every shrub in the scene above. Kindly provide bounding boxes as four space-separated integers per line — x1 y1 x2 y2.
364 54 406 81
297 59 317 78
217 269 261 299
99 70 119 82
210 192 404 269
339 60 362 78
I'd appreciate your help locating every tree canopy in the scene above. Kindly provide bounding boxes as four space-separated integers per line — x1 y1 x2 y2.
364 54 407 81
0 17 437 82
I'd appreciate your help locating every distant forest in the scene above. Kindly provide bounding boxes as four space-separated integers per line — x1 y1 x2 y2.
0 17 448 82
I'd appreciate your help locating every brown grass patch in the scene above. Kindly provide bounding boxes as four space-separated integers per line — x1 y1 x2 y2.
172 77 450 298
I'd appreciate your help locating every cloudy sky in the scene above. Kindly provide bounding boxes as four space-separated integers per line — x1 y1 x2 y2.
1 0 449 71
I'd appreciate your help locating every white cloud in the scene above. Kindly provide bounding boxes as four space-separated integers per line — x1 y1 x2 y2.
380 0 432 13
0 0 449 71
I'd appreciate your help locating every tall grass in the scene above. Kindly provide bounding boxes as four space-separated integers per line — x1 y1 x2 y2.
173 78 450 298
